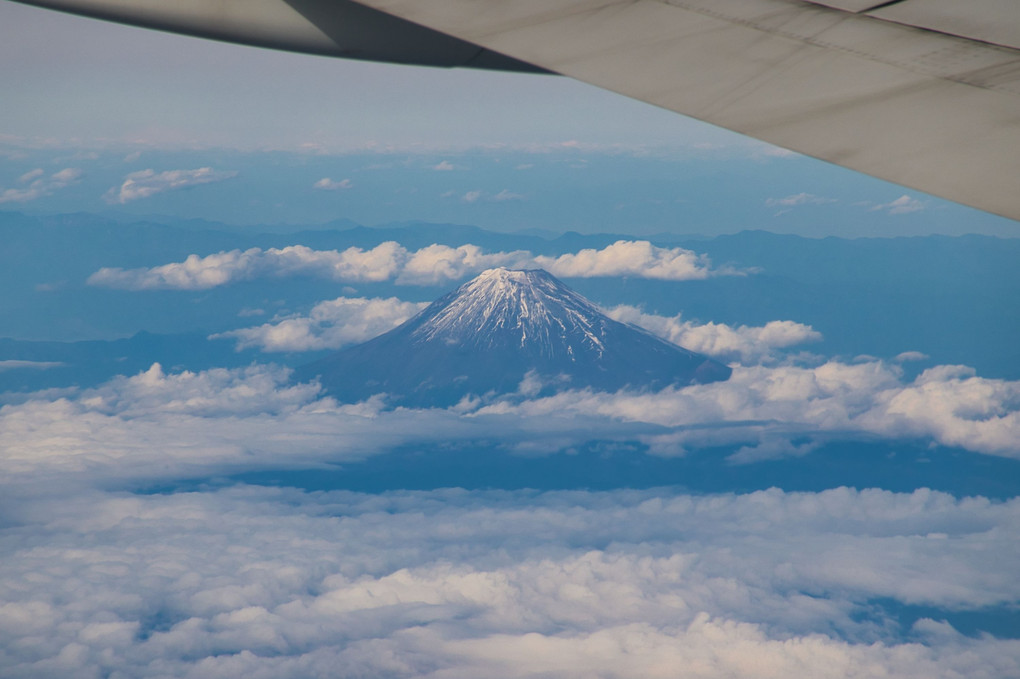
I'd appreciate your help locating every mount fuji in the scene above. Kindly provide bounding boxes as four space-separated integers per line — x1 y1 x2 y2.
296 268 731 407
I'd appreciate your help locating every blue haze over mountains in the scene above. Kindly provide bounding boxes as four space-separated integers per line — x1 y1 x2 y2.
4 208 1019 501
2 210 1017 389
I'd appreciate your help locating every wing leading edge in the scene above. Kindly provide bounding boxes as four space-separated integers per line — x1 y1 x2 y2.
12 0 1020 222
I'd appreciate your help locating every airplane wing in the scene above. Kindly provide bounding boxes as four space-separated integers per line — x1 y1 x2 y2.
12 0 1020 222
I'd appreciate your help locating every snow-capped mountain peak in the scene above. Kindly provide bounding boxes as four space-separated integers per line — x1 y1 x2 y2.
412 268 606 356
297 267 731 407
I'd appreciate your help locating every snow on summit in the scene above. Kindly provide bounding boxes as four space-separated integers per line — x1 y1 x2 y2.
413 268 607 356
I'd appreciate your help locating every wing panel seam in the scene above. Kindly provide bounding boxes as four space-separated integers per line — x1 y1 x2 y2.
656 0 1020 94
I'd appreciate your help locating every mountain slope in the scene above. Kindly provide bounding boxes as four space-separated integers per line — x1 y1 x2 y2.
296 268 731 406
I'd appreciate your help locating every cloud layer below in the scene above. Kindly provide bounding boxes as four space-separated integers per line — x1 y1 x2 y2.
0 484 1017 678
87 240 739 290
2 352 1018 677
479 362 1020 460
2 354 1018 494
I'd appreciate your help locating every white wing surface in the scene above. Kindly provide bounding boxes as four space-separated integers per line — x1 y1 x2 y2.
12 0 1020 221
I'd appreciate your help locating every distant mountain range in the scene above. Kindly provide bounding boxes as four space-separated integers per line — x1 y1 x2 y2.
1 211 1018 386
296 268 731 407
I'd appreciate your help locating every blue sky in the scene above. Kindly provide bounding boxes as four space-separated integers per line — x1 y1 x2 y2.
2 3 1020 677
0 3 729 150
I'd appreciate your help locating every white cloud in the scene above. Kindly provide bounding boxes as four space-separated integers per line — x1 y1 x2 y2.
213 296 428 352
393 243 518 285
88 241 738 291
237 307 266 318
861 365 1020 455
765 192 835 208
1 338 1018 678
534 241 734 281
896 351 930 363
313 177 352 190
477 360 1020 459
88 243 407 290
751 143 799 159
0 363 420 481
0 167 82 203
871 195 924 214
51 168 81 183
0 360 63 371
605 305 821 364
103 167 237 204
447 189 524 203
0 484 1017 678
0 361 638 483
17 168 44 183
492 189 525 201
432 160 455 171
2 350 1019 493
67 363 318 419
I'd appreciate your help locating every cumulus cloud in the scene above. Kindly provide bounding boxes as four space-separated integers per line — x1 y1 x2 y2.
535 241 732 280
432 160 455 171
103 167 237 204
0 362 661 485
2 361 662 484
862 365 1020 455
605 305 821 364
476 361 1020 459
89 243 408 290
871 195 925 214
313 177 352 190
88 241 737 291
395 243 528 285
0 363 423 481
213 296 428 352
0 484 1017 678
0 167 82 204
2 353 1019 494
